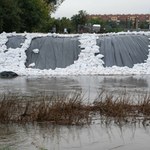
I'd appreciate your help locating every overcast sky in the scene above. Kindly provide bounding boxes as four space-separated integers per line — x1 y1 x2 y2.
52 0 150 18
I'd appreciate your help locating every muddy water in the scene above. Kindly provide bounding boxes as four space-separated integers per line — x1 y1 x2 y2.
0 75 150 149
0 75 150 102
0 122 150 150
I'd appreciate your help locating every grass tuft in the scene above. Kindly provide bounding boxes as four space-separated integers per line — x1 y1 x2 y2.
1 92 150 125
0 93 91 125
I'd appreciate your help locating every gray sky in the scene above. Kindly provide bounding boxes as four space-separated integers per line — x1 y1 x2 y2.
52 0 150 18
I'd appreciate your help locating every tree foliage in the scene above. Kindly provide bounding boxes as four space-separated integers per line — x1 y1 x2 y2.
0 4 149 33
44 0 64 12
45 0 64 5
0 0 21 32
53 17 73 33
0 0 51 32
71 10 87 32
18 0 50 32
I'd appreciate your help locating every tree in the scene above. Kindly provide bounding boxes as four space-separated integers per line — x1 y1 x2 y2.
87 17 107 33
71 10 87 32
18 0 50 32
0 0 21 32
59 17 73 33
139 21 149 29
44 0 65 12
0 0 58 33
45 0 63 4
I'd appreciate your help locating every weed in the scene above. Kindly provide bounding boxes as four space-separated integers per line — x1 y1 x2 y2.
1 92 150 126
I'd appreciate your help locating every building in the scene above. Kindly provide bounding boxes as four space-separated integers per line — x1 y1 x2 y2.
88 14 150 22
88 14 150 30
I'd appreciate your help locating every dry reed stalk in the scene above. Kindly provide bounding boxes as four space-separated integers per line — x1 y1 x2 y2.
0 93 91 125
0 92 150 125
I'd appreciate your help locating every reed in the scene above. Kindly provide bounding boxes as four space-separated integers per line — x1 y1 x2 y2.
0 92 150 125
0 93 91 125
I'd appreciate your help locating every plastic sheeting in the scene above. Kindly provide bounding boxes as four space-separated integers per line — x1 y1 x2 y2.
5 34 149 69
97 34 149 67
6 36 25 49
26 36 80 69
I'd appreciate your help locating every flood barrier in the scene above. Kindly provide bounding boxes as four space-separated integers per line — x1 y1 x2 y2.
97 34 149 67
4 33 150 70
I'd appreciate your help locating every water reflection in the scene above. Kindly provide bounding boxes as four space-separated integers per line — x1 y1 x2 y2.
0 75 150 102
0 122 150 150
1 75 150 149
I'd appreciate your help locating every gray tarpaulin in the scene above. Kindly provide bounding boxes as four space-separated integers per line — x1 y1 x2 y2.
6 34 149 69
7 36 25 49
25 36 80 69
97 34 149 68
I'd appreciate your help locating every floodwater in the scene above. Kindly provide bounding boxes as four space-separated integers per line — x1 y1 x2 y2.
1 121 150 150
0 75 150 102
0 75 150 150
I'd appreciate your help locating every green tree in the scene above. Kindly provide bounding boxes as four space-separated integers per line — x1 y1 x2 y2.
139 21 149 29
0 0 21 32
44 0 65 12
18 0 50 32
87 18 102 25
104 20 123 32
71 10 87 32
0 0 57 33
59 17 73 33
87 17 107 33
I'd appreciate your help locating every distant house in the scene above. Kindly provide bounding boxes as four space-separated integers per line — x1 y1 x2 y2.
88 14 150 23
88 14 150 30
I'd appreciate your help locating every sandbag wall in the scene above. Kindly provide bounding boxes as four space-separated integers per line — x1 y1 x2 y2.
6 34 150 69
